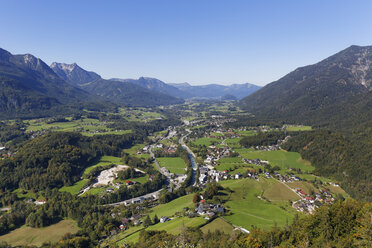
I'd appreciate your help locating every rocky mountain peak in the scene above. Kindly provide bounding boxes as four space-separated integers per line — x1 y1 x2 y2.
50 62 101 85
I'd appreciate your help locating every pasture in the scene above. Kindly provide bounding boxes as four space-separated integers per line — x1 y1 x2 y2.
148 194 194 218
201 217 234 235
225 137 243 148
220 179 296 230
24 117 132 136
0 220 79 247
192 137 221 146
156 157 187 174
285 125 312 132
83 156 122 177
235 130 256 136
121 217 206 245
59 179 89 195
237 150 314 172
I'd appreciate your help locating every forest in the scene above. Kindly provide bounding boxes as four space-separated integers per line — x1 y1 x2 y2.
283 129 371 201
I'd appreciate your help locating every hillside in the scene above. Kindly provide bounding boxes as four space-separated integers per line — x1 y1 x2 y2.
50 62 101 86
240 45 372 120
238 45 372 201
0 48 109 119
79 79 184 106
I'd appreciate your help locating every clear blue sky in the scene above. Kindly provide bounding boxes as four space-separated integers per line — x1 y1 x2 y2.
1 0 372 86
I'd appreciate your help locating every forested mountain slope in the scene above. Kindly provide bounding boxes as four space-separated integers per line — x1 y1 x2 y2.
0 48 112 119
80 79 184 106
240 45 372 119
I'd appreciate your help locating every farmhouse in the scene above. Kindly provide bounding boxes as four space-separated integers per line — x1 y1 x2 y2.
160 216 170 223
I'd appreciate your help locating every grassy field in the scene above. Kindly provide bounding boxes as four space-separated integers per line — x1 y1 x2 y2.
192 137 221 146
263 181 300 201
121 217 206 245
12 189 37 199
210 132 224 137
83 130 132 136
83 187 106 196
59 179 89 195
156 157 187 174
190 125 207 130
219 157 243 163
220 179 296 230
123 143 150 159
235 130 256 136
286 181 317 195
201 217 234 235
225 138 242 148
237 150 314 172
110 226 144 247
326 185 348 197
24 117 133 136
215 157 248 172
83 156 122 177
117 108 164 122
115 174 149 185
216 163 249 172
0 220 79 247
285 125 312 132
148 194 194 218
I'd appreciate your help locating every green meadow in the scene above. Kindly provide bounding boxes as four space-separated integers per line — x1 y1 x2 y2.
225 137 243 148
235 130 256 136
201 217 234 235
156 157 187 174
285 125 312 132
24 117 133 136
59 179 89 195
120 217 206 245
83 156 122 177
237 150 314 172
148 194 194 218
0 220 79 247
192 137 221 146
220 179 298 230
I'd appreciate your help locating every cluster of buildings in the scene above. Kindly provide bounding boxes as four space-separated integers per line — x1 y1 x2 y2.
198 166 259 185
274 173 301 183
243 158 269 166
188 200 225 219
293 188 335 214
202 146 232 165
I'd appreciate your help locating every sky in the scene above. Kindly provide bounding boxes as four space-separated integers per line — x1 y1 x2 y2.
1 0 372 86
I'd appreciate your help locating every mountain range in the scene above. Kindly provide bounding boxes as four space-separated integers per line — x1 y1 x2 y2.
171 82 261 99
3 45 372 121
111 78 261 100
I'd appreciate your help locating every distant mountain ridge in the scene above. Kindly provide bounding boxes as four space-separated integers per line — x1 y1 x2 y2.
240 45 372 120
171 82 261 99
111 78 261 100
111 77 190 98
50 62 101 85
